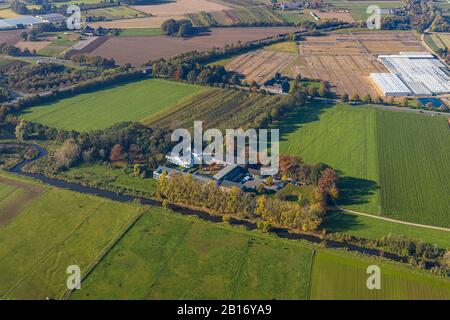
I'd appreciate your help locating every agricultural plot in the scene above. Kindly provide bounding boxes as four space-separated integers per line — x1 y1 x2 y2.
20 79 206 131
147 88 284 131
15 40 51 52
131 0 229 16
310 251 450 300
323 211 450 249
87 27 301 66
291 31 424 97
227 50 297 84
37 32 80 58
279 102 450 228
0 29 22 45
0 8 21 18
71 207 315 300
279 102 381 214
0 177 43 227
89 0 229 29
0 172 143 299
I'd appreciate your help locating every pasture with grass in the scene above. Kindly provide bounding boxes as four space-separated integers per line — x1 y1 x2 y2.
310 251 450 300
20 79 206 131
0 172 143 299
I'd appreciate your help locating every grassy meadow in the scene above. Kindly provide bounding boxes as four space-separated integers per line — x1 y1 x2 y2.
279 102 450 228
310 251 450 300
0 172 143 299
376 111 450 227
20 79 206 131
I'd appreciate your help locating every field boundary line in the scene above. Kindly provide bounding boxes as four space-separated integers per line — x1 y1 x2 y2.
61 208 146 300
306 249 315 301
336 205 450 232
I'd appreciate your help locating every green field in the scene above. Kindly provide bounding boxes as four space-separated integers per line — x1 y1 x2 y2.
0 172 143 299
265 41 299 54
84 6 147 21
311 251 450 300
327 1 402 21
58 164 158 197
279 103 450 228
71 209 314 300
20 79 206 131
323 211 450 249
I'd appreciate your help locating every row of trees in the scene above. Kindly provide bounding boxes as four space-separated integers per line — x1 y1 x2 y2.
156 172 326 232
19 121 173 172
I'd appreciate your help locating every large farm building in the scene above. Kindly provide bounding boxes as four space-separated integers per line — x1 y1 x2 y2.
370 53 450 97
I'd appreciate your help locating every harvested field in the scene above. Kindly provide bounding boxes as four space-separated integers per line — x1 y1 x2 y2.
0 29 22 45
0 177 44 227
310 10 355 23
131 0 229 16
15 41 51 52
227 50 297 84
87 27 301 66
291 31 425 97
